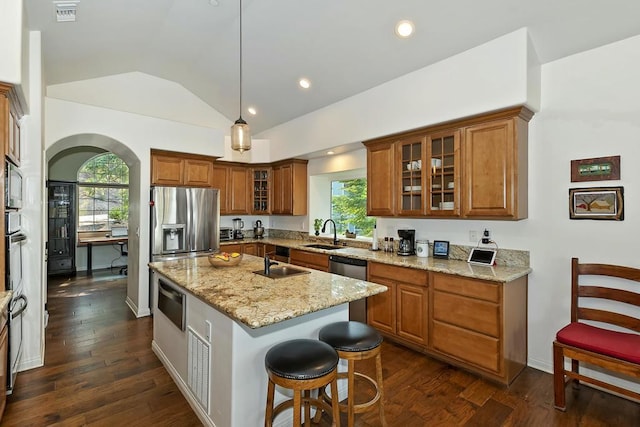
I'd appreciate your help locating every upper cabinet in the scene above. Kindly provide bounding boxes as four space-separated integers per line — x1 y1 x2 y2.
251 167 271 214
271 159 308 216
366 140 395 216
364 106 533 220
151 149 215 187
0 83 23 167
228 165 250 214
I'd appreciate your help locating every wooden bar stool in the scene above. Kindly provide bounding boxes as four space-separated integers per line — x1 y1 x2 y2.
264 339 341 427
318 321 387 427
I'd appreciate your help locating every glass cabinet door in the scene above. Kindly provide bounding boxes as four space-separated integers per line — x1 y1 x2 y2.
251 168 270 214
397 136 426 215
47 180 77 275
427 130 460 216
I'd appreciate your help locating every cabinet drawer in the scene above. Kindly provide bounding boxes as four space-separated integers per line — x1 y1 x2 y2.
369 262 428 287
432 321 500 373
50 258 73 270
432 273 499 302
290 250 329 271
433 290 499 337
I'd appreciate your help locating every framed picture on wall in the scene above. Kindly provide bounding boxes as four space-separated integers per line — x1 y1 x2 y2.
571 156 620 182
569 186 624 220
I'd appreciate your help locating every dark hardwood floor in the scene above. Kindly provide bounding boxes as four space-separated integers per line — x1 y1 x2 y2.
3 270 639 426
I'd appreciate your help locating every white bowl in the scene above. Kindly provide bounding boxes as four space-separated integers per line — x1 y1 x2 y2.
431 158 442 168
440 201 455 209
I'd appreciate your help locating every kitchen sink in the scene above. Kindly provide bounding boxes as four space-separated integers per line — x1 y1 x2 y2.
252 266 311 279
303 244 344 250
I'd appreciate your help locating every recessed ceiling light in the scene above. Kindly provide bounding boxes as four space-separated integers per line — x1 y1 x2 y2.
327 151 335 155
247 106 257 115
395 20 414 38
299 78 311 89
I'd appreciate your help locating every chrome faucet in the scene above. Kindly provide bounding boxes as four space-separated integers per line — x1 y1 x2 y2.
264 253 279 275
322 219 339 246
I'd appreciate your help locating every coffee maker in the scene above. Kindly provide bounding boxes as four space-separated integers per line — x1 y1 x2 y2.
232 217 245 240
397 229 416 256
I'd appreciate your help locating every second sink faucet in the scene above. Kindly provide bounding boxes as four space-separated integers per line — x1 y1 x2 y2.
321 219 339 246
264 253 279 275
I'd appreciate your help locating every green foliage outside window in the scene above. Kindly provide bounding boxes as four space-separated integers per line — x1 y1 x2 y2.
331 178 375 237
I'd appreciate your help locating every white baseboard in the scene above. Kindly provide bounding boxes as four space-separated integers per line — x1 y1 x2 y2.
125 296 151 317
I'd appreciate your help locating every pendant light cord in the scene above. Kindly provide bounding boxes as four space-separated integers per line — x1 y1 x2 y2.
239 0 243 119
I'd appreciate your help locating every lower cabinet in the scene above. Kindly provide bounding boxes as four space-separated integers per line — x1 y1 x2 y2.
243 243 258 256
367 262 428 347
0 306 8 421
366 264 527 385
289 249 329 272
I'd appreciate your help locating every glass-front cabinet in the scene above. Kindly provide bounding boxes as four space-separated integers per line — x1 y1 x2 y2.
47 180 77 276
251 167 270 214
427 130 460 216
397 136 426 215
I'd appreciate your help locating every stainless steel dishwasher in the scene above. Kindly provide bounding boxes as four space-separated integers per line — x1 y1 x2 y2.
157 278 186 331
329 255 368 322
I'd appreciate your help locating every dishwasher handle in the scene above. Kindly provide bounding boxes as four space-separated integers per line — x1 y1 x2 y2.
329 255 367 267
158 281 184 303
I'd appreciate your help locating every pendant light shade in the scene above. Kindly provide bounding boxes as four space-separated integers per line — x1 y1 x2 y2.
231 0 251 153
231 117 251 153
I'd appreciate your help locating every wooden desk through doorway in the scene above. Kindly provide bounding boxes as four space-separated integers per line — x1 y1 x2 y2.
77 235 128 275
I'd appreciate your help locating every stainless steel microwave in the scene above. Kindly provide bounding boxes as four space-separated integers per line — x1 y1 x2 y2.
5 160 22 210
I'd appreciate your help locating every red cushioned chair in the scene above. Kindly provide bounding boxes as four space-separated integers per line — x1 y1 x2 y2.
553 257 640 410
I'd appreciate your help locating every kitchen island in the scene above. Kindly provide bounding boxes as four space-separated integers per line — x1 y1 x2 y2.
148 255 387 427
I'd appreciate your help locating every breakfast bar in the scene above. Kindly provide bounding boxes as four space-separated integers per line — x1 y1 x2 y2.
148 254 387 427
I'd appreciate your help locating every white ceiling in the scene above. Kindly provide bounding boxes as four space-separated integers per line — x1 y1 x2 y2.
25 0 640 134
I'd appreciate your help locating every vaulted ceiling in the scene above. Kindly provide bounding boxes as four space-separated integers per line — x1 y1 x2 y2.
25 0 640 134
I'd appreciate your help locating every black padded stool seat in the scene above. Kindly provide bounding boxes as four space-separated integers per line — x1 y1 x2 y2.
318 321 387 427
318 321 382 352
264 339 341 426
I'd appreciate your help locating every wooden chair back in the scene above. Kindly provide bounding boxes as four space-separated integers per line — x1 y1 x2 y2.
571 257 640 332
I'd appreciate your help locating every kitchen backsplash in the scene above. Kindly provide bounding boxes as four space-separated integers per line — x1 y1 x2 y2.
255 228 529 268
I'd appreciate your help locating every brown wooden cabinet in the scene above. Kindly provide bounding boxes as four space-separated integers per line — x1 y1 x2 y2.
429 272 527 384
271 159 308 215
243 243 258 256
228 166 250 214
367 262 428 347
365 140 395 216
212 163 229 214
0 83 23 167
289 249 329 272
150 150 215 187
364 106 532 220
0 305 8 421
251 167 271 214
462 113 530 219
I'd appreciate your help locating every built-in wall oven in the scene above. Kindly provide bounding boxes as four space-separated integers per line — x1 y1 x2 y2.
5 161 23 210
5 211 27 394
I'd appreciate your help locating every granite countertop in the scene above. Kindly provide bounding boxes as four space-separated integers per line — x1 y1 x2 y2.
0 291 12 316
222 238 532 283
149 255 387 329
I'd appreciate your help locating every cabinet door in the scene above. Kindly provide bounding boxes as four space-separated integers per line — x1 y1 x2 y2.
271 166 283 214
397 136 426 216
397 283 428 346
251 168 271 214
212 164 230 214
366 142 395 216
243 243 258 256
152 155 184 186
223 244 243 254
280 164 294 214
367 277 396 335
228 166 250 214
462 118 520 218
6 109 20 166
427 130 460 216
0 324 7 418
289 249 329 272
184 159 213 187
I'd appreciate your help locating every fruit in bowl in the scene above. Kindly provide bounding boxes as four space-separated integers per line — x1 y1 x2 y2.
208 251 242 267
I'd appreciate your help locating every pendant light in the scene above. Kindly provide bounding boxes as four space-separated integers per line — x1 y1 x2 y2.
231 0 251 153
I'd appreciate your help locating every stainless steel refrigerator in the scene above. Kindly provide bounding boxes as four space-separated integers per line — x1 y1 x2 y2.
150 186 220 261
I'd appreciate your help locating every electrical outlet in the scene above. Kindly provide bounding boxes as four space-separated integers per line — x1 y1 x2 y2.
482 229 491 244
469 230 478 242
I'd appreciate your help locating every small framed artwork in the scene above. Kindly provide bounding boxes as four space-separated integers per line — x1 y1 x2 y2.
433 240 450 259
571 155 620 182
569 186 624 221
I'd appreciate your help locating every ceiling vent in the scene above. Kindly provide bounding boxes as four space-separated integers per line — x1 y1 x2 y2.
54 1 79 22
